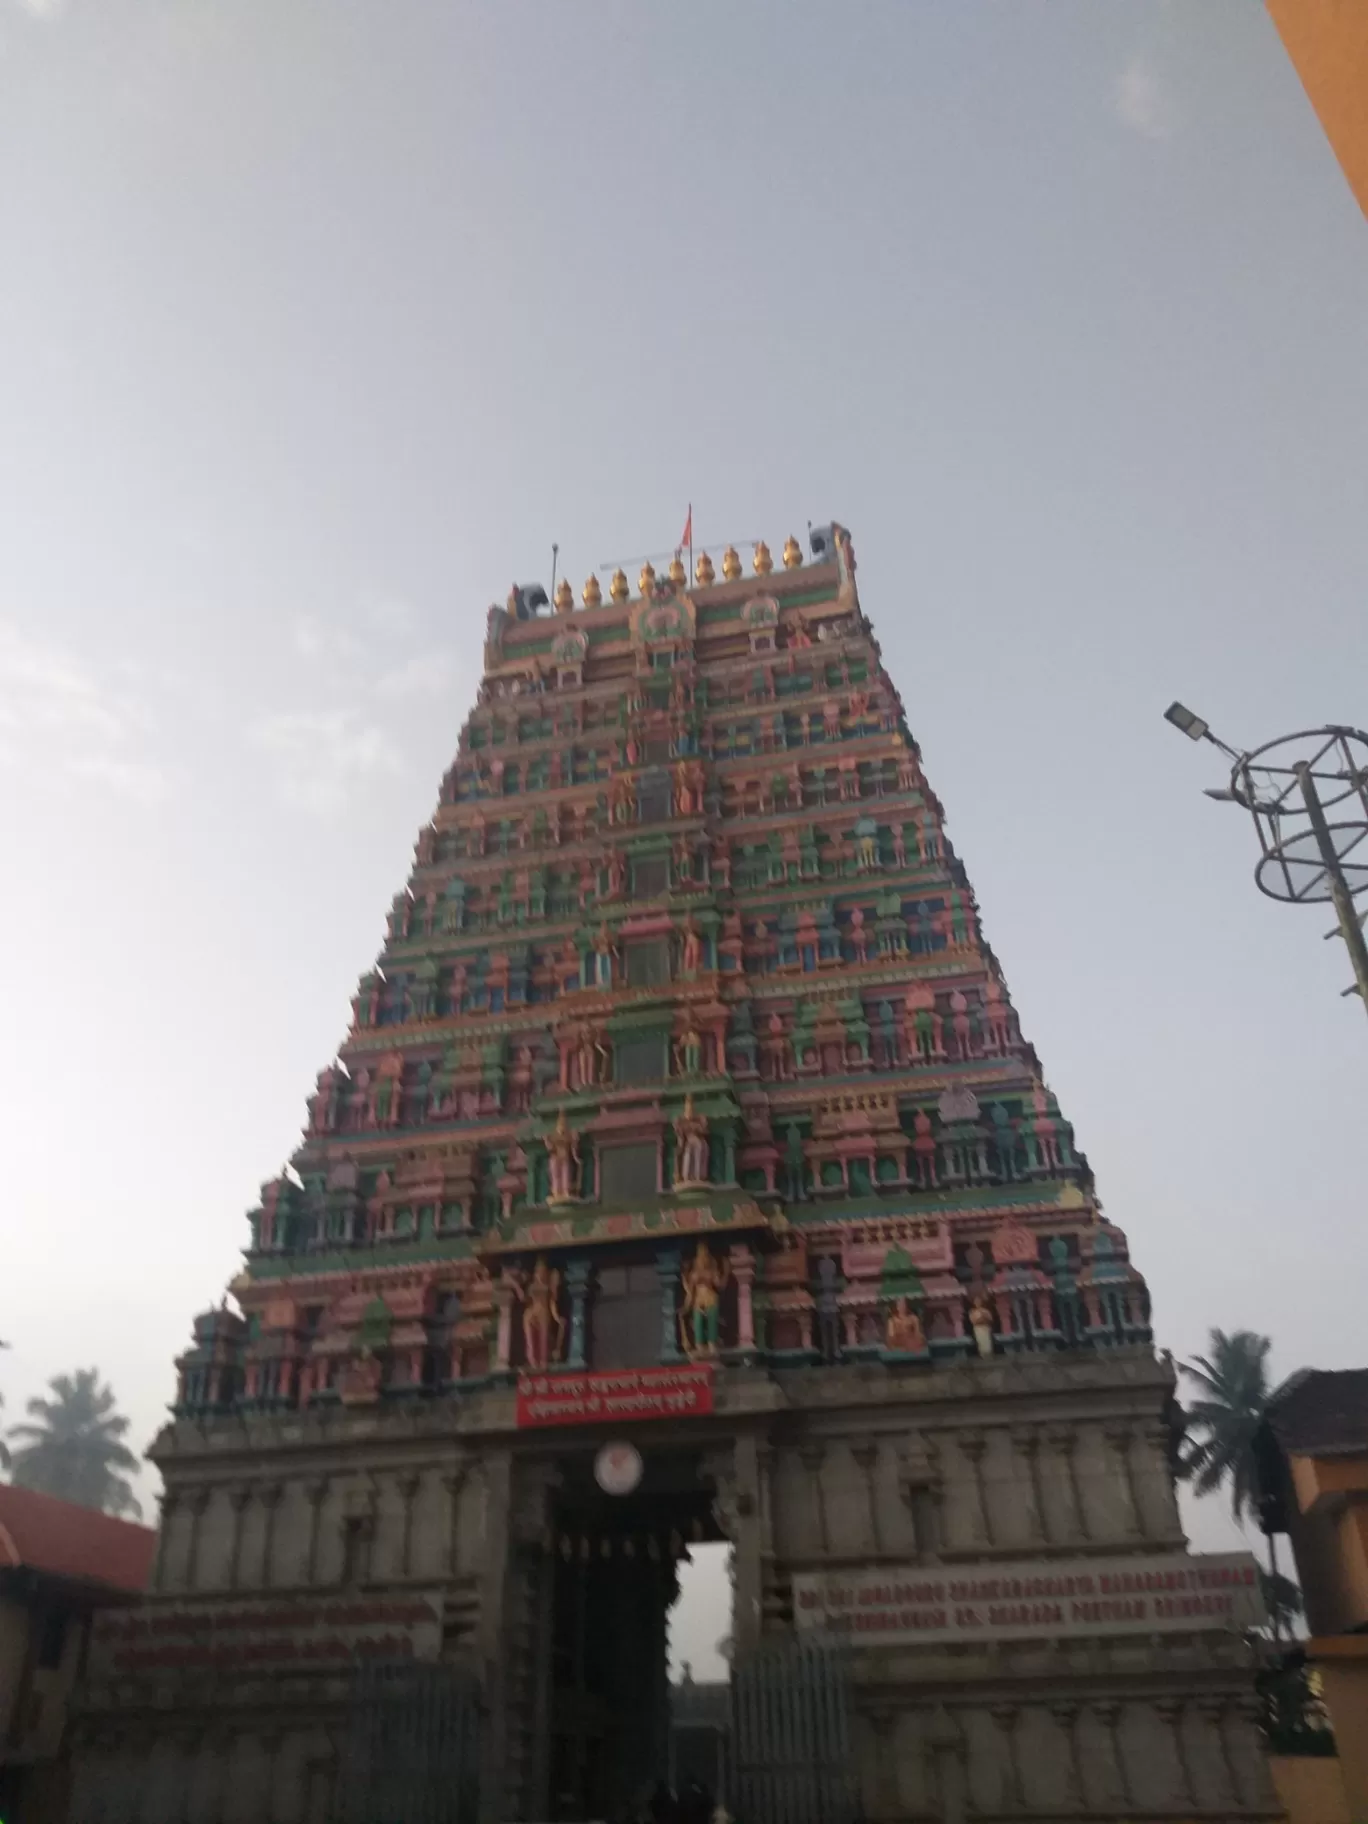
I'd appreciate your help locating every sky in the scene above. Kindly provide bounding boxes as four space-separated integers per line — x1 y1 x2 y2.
2 1 1366 1679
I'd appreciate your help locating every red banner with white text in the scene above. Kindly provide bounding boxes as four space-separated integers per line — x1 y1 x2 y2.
516 1364 714 1428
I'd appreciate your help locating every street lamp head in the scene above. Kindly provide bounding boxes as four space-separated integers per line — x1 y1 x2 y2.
1164 701 1210 742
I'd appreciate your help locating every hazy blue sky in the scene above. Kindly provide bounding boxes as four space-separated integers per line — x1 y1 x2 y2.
2 1 1365 1672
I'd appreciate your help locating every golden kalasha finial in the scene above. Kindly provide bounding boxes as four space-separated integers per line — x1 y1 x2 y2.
783 535 803 569
554 578 574 614
610 568 630 603
695 551 715 586
668 553 686 586
582 573 602 608
639 561 657 598
752 541 773 575
721 545 742 580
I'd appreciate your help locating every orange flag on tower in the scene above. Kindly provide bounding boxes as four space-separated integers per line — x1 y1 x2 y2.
679 505 692 552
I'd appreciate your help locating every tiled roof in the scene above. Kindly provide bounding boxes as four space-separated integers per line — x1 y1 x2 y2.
1267 1368 1368 1458
0 1483 156 1595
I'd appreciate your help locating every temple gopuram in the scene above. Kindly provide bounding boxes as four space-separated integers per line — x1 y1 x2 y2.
73 527 1277 1823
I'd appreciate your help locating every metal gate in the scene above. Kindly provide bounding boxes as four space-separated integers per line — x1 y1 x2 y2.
330 1658 482 1824
730 1635 858 1824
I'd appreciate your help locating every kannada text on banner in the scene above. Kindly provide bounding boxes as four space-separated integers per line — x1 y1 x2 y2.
515 1363 714 1428
793 1552 1263 1646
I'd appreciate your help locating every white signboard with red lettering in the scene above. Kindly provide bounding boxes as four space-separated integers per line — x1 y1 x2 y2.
793 1551 1262 1646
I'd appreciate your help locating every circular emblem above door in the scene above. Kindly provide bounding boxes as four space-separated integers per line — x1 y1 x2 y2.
594 1440 644 1497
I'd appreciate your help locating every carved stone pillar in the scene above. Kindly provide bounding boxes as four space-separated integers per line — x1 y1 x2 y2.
711 1435 764 1655
852 1441 883 1553
958 1429 992 1545
564 1257 592 1368
443 1461 468 1578
1049 1701 1084 1810
397 1471 422 1578
730 1244 756 1353
1104 1424 1143 1537
756 1444 776 1558
1046 1425 1089 1540
1010 1424 1047 1543
800 1443 829 1555
259 1727 284 1824
868 1708 898 1818
153 1490 179 1592
184 1487 211 1592
1156 1697 1195 1807
926 1704 968 1824
1140 1420 1181 1538
258 1481 283 1589
226 1488 253 1590
991 1704 1024 1811
657 1248 684 1363
1091 1701 1132 1808
1198 1696 1237 1809
898 1435 942 1561
304 1476 329 1584
477 1452 515 1819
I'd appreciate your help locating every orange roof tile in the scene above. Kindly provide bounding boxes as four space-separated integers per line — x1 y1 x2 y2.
0 1483 156 1595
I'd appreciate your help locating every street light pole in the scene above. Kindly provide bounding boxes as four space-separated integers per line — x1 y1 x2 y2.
1165 706 1368 1022
1294 760 1368 1010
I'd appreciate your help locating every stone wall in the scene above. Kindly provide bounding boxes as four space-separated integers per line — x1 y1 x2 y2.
69 1349 1281 1823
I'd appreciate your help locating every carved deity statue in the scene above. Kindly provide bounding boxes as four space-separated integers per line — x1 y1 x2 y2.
575 1025 600 1091
885 1297 925 1355
675 760 705 816
912 1108 938 1188
762 1013 791 1081
679 1242 729 1359
983 976 1012 1051
681 916 703 975
674 1025 703 1077
610 774 634 824
593 925 617 988
674 1094 711 1187
969 1293 996 1359
508 1045 534 1113
546 1112 581 1205
516 1257 566 1370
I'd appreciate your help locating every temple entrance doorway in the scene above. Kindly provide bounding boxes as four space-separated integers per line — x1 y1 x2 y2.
540 1446 728 1823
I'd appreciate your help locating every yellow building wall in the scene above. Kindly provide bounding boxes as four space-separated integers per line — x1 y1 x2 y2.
1290 1452 1368 1632
1270 1752 1352 1824
1315 1653 1368 1824
1267 0 1368 218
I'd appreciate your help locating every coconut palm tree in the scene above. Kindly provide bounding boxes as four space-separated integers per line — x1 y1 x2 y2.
6 1368 142 1518
1179 1326 1305 1643
1178 1328 1275 1521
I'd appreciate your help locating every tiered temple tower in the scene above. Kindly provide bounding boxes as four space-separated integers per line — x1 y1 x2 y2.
73 528 1275 1823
